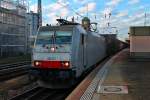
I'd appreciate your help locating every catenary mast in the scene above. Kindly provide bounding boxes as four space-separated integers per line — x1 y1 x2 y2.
38 0 42 27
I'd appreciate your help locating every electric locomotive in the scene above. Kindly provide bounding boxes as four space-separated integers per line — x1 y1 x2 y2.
31 17 107 88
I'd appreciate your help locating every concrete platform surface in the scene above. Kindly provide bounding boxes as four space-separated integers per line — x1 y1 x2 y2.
66 49 150 100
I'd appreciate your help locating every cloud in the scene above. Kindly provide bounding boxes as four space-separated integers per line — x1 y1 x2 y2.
42 2 70 25
60 8 69 16
116 11 128 18
88 2 96 11
102 7 113 14
98 6 150 40
128 0 140 5
74 0 85 2
29 0 150 41
98 0 150 41
106 0 122 6
74 0 93 4
43 3 63 11
102 0 122 17
30 3 37 13
78 2 96 13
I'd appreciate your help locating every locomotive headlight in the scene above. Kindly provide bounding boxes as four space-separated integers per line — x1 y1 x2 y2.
51 47 55 52
64 62 69 67
62 61 70 68
34 61 41 66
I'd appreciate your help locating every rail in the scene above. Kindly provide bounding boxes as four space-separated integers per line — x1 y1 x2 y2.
0 61 31 81
9 86 67 100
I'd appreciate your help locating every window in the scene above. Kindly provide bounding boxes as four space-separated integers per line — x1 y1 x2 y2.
36 31 54 45
55 31 72 44
36 31 72 45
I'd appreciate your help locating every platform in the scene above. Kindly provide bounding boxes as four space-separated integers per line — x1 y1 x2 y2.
66 49 150 100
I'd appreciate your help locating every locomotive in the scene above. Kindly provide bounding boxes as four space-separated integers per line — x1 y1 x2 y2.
31 17 127 88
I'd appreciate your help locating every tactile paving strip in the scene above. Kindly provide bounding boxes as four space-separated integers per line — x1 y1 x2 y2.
80 50 124 100
80 59 112 100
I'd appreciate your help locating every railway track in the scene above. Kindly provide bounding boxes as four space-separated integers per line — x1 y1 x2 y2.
0 62 31 81
0 61 30 69
9 86 68 100
7 58 110 100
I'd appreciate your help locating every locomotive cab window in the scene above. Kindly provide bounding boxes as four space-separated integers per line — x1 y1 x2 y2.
35 30 72 53
55 31 72 44
36 31 54 45
36 31 72 45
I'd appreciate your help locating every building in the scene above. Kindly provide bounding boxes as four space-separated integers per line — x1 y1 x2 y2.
0 0 28 57
27 11 39 36
26 11 39 49
130 26 150 60
26 0 42 50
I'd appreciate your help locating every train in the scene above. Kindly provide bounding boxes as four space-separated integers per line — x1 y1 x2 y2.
30 17 128 88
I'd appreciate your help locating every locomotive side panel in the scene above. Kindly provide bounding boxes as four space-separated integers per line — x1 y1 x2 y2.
71 26 88 77
71 27 85 77
86 33 106 69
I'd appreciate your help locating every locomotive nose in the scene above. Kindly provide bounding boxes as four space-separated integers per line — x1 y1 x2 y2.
33 60 70 69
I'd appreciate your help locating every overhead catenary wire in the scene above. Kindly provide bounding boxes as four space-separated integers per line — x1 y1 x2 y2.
56 1 84 18
56 1 114 33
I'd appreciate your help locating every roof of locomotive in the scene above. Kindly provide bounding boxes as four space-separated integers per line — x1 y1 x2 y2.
39 25 77 31
39 25 87 34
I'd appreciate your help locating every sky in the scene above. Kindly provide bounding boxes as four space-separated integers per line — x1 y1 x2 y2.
28 0 150 41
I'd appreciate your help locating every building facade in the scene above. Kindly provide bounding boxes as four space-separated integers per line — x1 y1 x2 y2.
0 0 28 57
130 26 150 59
